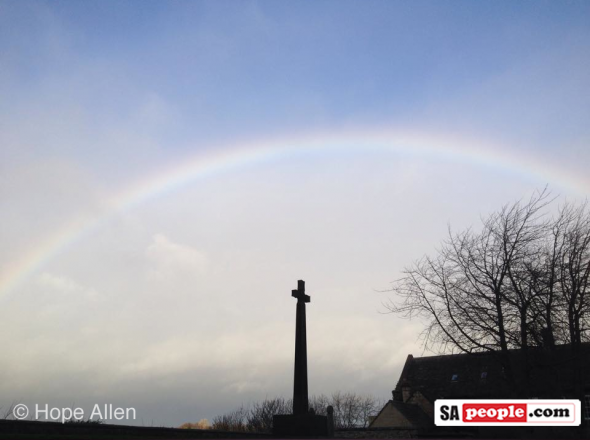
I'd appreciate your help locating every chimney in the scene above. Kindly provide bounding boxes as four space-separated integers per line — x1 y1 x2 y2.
401 379 411 403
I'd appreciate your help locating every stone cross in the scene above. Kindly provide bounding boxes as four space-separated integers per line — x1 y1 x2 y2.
292 280 310 415
272 280 328 437
292 279 310 303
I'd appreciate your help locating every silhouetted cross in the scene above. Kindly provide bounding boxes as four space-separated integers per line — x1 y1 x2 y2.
292 280 310 303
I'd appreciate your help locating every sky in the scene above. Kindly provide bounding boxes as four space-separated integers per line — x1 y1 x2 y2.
1 0 590 428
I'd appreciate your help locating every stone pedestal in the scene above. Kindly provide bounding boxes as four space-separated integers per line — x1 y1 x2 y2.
272 414 328 437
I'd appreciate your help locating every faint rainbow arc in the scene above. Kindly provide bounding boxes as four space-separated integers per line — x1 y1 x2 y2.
1 129 588 301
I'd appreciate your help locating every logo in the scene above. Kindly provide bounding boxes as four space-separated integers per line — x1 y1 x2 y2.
435 399 581 426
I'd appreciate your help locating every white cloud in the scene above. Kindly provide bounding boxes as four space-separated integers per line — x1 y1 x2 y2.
39 272 83 292
37 272 99 300
145 234 208 282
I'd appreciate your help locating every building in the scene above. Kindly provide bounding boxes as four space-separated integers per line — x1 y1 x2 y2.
370 343 590 430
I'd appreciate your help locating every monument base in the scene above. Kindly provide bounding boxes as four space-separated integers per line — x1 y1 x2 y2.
272 414 329 437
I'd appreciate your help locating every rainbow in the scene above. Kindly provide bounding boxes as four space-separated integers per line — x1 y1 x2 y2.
1 128 588 301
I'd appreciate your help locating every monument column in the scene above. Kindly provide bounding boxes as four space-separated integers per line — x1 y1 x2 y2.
292 280 310 415
273 280 329 437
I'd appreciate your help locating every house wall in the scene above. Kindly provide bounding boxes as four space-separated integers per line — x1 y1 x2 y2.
407 391 433 418
369 402 414 429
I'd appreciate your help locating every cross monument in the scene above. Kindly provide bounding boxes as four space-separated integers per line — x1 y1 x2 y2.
272 280 330 437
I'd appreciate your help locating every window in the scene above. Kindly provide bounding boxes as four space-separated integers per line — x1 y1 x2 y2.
480 366 488 380
451 374 459 382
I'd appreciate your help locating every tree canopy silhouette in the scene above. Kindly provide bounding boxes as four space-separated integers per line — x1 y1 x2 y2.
386 189 590 397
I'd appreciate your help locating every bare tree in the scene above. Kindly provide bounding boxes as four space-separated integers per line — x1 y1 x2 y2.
357 394 382 428
556 202 590 346
211 405 249 432
323 392 380 428
554 202 590 407
211 393 381 432
247 397 291 433
1 403 16 420
385 190 590 396
309 394 330 416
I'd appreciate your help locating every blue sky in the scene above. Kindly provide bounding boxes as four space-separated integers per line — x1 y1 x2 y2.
1 0 589 428
3 1 589 161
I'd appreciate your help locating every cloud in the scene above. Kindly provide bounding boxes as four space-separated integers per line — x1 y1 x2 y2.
38 272 91 295
145 234 208 282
